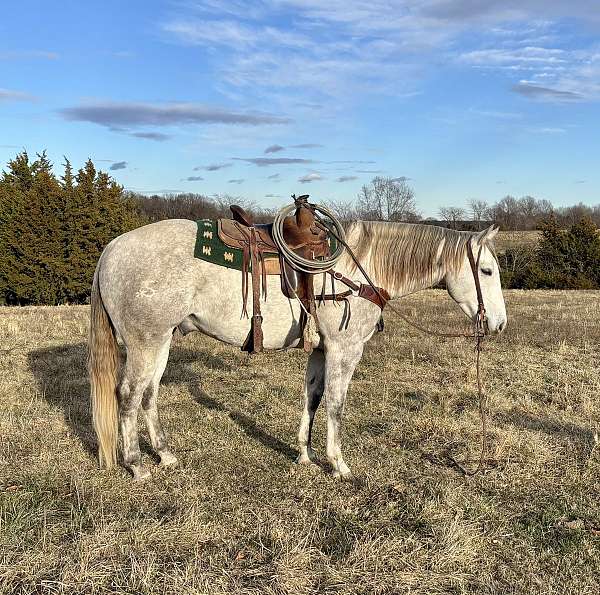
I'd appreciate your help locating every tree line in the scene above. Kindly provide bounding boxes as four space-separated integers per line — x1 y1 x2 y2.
327 179 600 231
132 175 598 233
1 151 600 304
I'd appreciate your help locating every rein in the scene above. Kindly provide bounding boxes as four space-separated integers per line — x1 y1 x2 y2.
315 214 495 476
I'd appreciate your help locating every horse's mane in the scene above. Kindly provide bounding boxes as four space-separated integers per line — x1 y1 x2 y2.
344 220 490 294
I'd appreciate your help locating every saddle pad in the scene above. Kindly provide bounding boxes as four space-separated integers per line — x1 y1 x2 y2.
194 219 339 272
194 219 279 272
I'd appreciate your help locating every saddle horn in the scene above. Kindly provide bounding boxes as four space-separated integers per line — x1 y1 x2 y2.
292 195 314 230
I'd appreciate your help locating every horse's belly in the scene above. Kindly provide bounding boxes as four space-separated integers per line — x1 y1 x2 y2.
187 272 304 350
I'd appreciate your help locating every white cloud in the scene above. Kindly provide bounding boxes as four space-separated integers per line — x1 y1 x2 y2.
528 126 567 133
459 47 567 68
0 50 58 60
470 108 522 119
299 172 323 183
0 88 34 102
163 1 600 107
164 20 313 51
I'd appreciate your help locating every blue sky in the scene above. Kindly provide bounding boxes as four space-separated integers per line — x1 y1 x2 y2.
1 1 599 216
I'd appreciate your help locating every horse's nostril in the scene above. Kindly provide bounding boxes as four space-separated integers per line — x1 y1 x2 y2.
498 321 506 332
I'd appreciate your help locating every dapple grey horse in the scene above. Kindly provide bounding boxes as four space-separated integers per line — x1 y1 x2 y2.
89 220 506 480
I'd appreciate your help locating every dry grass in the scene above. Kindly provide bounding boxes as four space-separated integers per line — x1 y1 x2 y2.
1 291 600 594
495 231 539 254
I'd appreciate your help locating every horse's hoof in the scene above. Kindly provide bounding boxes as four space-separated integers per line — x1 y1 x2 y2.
332 472 353 482
332 469 353 481
132 466 151 482
295 447 318 465
295 454 314 465
159 451 179 467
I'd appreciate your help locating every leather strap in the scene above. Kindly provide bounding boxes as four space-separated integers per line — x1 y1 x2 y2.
466 241 486 335
241 227 264 353
358 284 391 309
324 271 390 310
250 228 263 353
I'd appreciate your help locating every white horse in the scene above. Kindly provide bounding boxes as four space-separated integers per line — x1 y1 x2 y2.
89 219 506 480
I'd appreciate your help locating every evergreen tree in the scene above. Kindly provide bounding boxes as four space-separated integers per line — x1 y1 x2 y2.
0 153 66 303
63 159 142 302
507 215 600 289
0 151 144 305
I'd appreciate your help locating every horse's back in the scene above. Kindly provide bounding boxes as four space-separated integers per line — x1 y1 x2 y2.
103 219 197 261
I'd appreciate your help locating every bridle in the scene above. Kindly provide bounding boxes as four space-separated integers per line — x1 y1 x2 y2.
466 240 487 340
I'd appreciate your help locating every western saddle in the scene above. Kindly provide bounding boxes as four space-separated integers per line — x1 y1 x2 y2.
217 195 331 354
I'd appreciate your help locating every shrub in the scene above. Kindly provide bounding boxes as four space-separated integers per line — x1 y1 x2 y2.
500 215 600 289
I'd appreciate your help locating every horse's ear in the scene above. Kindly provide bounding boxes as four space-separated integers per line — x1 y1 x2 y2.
475 224 499 244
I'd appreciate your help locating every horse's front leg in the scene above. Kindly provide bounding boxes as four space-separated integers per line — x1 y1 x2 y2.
297 348 325 465
324 343 364 479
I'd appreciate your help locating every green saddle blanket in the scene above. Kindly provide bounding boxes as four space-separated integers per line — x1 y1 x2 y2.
194 219 276 271
194 219 338 272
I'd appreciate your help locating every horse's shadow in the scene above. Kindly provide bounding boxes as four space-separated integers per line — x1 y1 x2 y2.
28 343 96 457
28 341 297 463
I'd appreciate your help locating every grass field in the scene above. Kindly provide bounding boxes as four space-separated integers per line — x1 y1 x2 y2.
494 231 539 254
1 290 599 594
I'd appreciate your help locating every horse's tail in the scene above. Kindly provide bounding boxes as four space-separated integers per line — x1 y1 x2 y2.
88 264 119 469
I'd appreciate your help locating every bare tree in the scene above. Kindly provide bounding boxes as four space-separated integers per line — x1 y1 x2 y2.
324 198 357 222
488 195 554 230
438 206 466 229
518 195 552 229
467 199 489 230
489 195 520 230
556 202 594 227
357 176 419 221
498 242 537 284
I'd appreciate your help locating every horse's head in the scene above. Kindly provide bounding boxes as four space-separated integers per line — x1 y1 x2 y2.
445 225 507 334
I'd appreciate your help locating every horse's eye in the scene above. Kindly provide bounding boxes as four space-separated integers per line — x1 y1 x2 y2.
481 267 493 276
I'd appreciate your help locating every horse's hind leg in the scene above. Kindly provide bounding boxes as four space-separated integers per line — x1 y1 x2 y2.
142 337 178 467
119 338 168 481
296 348 325 465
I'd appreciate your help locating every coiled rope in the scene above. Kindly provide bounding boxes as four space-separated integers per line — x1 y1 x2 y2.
271 202 346 273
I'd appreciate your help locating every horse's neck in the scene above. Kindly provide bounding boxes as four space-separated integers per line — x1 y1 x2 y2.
335 244 445 299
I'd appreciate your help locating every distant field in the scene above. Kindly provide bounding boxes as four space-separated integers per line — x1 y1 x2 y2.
495 230 540 253
1 292 599 594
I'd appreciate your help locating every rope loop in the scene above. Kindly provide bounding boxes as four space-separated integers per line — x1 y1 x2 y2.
271 201 346 273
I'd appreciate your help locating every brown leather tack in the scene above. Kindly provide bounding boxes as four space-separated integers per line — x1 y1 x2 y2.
358 285 391 309
220 201 331 354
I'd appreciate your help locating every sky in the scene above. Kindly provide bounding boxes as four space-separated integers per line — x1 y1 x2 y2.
1 0 599 216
